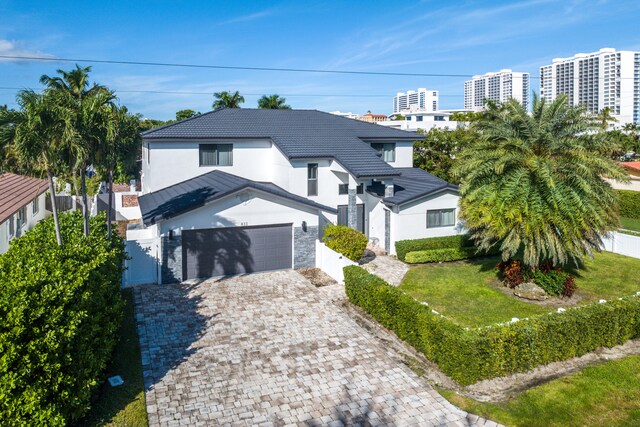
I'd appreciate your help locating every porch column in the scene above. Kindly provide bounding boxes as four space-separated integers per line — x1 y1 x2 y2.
347 175 358 229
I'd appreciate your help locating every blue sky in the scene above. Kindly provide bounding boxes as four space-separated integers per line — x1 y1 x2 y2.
0 0 638 120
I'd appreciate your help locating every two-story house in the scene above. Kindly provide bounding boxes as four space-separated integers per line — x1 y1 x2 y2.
0 172 50 254
137 108 461 283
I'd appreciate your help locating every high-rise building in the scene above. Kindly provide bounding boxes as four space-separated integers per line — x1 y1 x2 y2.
393 88 439 113
464 69 530 112
540 48 640 125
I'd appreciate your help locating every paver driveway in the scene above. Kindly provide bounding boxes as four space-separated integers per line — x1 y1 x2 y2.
134 270 479 426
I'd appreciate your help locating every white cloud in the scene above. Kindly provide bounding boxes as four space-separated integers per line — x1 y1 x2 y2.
0 38 54 62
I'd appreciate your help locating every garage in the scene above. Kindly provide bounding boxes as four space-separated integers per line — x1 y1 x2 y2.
181 223 292 280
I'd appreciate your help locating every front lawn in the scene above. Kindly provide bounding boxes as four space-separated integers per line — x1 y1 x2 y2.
441 355 640 427
399 251 640 328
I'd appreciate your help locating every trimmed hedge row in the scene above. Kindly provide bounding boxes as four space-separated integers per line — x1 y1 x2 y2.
323 224 368 261
618 190 640 219
344 265 640 385
405 247 487 263
0 212 126 426
395 235 472 261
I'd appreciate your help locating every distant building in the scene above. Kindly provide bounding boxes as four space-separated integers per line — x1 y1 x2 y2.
377 111 459 132
540 48 640 125
393 88 439 113
464 69 530 112
329 111 359 120
358 112 388 123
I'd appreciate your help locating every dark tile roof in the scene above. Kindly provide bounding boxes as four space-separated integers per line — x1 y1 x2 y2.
367 167 458 206
142 108 422 178
138 170 337 226
0 173 48 224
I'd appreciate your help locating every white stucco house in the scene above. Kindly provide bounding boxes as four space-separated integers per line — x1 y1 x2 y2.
134 108 461 284
0 172 50 254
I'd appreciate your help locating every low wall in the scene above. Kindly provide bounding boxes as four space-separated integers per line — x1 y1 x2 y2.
123 237 160 286
315 241 357 283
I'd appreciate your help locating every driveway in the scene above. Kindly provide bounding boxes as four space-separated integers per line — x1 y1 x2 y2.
134 271 480 426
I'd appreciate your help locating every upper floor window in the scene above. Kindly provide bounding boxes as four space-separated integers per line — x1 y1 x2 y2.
17 207 26 226
371 143 396 162
32 197 39 215
6 216 14 239
307 163 318 196
426 208 455 228
338 183 364 195
199 144 233 166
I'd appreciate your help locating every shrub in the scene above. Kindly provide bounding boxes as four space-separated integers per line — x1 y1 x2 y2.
617 190 640 219
0 212 126 425
562 275 577 297
497 259 525 287
395 235 472 261
497 260 575 296
405 247 480 263
344 266 640 386
323 224 368 261
528 269 566 296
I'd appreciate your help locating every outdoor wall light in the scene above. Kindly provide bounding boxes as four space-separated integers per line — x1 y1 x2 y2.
302 221 307 232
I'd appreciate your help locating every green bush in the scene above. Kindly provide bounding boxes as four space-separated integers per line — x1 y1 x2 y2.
618 190 640 219
344 265 640 386
405 247 482 263
395 235 472 261
0 212 126 426
323 224 368 261
527 269 566 296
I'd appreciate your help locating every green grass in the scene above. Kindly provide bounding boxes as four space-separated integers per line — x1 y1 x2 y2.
399 252 640 328
620 217 640 232
440 355 640 427
79 289 147 427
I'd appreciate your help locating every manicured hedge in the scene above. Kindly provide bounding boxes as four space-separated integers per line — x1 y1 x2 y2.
618 190 640 219
323 224 368 261
396 234 498 263
405 247 483 263
0 212 126 426
344 265 640 386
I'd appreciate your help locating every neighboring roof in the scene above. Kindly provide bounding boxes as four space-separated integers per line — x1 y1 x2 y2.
621 162 640 172
0 172 48 224
138 170 337 226
367 167 459 207
141 108 422 178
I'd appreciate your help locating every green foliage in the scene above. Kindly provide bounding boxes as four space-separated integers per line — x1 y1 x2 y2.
345 266 640 385
257 94 291 110
175 109 200 121
404 247 486 263
449 111 480 122
213 91 244 109
454 95 628 267
0 212 126 425
323 224 368 261
413 126 477 183
527 269 566 296
497 259 575 296
395 235 479 261
618 190 640 219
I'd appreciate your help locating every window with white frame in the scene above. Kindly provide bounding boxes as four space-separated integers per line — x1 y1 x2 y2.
307 163 318 196
17 207 26 227
426 208 455 228
32 197 39 215
199 144 233 166
371 143 396 162
7 217 14 239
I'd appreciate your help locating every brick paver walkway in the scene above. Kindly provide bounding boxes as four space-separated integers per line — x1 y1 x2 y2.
361 255 410 287
134 270 484 426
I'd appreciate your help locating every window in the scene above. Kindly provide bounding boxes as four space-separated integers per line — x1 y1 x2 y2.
338 183 348 195
199 144 233 166
6 217 13 238
146 143 150 164
371 143 396 162
17 207 26 227
32 197 39 215
307 163 318 196
426 208 455 228
416 115 423 122
356 183 364 194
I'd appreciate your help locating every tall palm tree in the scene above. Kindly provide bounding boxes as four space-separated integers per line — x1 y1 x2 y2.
596 107 617 130
257 94 291 110
8 90 77 246
454 94 628 268
212 91 244 109
41 65 114 236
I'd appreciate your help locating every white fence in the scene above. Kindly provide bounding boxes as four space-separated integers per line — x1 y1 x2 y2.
315 241 357 283
123 237 160 286
602 231 640 259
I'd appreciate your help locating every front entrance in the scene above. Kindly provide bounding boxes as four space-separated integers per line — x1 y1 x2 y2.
337 204 365 233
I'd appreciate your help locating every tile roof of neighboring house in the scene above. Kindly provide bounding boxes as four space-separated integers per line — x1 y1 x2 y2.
621 162 640 172
0 172 48 224
367 167 458 206
138 170 338 226
141 108 422 178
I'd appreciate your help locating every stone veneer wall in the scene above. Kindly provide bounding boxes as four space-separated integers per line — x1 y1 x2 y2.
161 235 182 284
294 225 318 269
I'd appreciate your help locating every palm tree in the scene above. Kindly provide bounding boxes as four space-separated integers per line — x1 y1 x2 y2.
8 90 77 246
41 65 114 236
212 91 244 109
454 94 628 268
257 94 291 110
596 107 617 130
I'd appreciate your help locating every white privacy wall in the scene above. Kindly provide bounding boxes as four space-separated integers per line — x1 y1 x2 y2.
315 241 357 283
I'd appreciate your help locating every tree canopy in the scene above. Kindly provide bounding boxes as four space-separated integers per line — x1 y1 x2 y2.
257 94 291 109
213 91 244 109
413 126 477 184
454 95 628 268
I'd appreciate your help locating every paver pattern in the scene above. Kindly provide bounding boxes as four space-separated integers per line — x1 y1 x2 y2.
134 270 481 426
361 255 409 287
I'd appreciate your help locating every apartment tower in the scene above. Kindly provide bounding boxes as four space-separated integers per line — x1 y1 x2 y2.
464 69 530 111
393 88 439 113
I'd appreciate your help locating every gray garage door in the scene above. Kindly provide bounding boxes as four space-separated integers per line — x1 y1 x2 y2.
182 223 292 280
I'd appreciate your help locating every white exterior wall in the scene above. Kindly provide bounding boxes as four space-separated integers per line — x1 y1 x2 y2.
377 119 460 132
0 192 49 254
389 190 462 255
157 191 323 237
315 241 357 283
367 196 388 249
